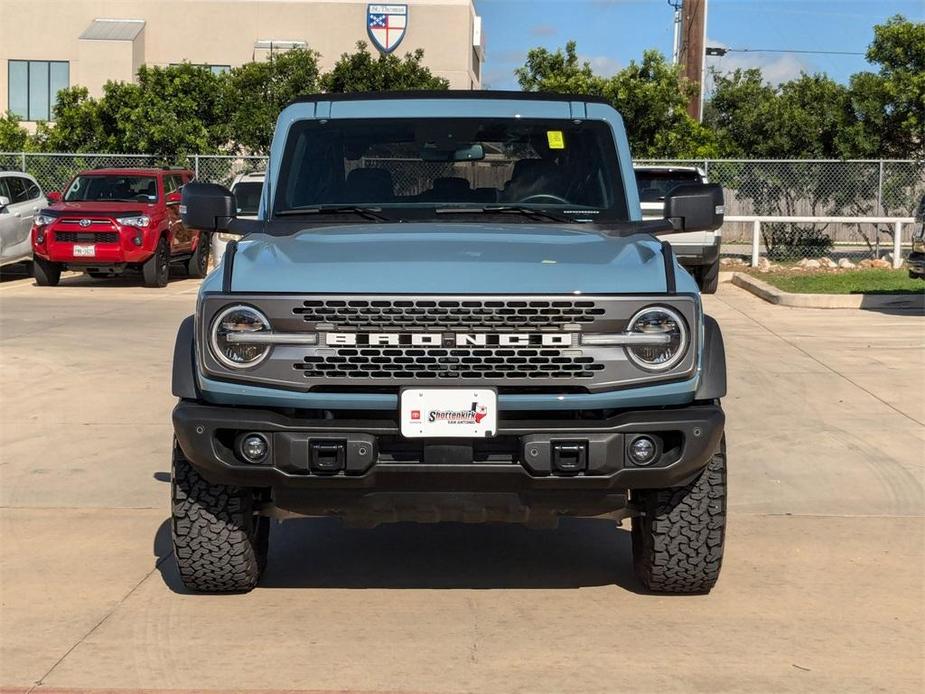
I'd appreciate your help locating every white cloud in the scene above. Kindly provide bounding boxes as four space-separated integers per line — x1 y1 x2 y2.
704 36 811 90
529 23 557 37
581 54 621 77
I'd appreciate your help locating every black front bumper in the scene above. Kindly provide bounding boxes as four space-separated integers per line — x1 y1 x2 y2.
173 400 724 523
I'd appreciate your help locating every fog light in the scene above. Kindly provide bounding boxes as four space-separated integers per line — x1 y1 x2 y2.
36 232 45 244
132 234 143 246
629 436 657 466
239 433 269 463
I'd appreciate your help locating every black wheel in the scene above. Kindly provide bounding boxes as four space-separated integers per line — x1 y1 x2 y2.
142 237 170 287
33 257 61 286
187 236 210 279
696 260 720 294
171 441 269 593
631 437 726 593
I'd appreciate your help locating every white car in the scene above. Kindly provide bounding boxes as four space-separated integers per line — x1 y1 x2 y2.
634 165 721 293
212 171 265 265
0 172 47 268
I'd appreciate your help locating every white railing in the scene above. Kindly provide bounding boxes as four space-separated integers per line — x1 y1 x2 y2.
725 215 917 269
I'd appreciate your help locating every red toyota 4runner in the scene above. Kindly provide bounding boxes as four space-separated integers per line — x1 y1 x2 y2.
31 167 209 287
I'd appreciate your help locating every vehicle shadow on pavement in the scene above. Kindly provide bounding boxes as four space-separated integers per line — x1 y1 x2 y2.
153 516 648 593
50 273 199 288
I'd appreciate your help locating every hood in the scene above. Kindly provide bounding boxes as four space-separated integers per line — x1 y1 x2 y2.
48 200 154 216
218 223 685 295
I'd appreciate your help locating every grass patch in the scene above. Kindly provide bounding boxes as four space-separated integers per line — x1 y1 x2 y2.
751 269 925 295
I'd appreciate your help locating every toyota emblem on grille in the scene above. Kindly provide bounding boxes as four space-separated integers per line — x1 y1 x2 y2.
79 218 91 227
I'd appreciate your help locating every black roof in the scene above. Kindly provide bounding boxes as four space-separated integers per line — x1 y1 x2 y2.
287 90 612 107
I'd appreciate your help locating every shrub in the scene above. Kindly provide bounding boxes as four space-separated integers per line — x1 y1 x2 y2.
765 224 834 261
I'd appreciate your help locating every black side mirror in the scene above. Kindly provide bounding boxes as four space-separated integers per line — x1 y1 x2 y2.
663 183 724 232
181 182 236 232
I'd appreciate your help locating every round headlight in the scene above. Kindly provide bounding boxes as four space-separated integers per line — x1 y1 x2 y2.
625 306 688 371
210 305 272 369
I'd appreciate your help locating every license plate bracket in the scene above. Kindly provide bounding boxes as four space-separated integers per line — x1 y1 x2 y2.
400 388 497 438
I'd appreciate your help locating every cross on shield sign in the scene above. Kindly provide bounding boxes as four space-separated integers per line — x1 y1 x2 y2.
367 4 408 54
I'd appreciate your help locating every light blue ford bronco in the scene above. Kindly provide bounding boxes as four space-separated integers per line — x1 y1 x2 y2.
173 91 728 594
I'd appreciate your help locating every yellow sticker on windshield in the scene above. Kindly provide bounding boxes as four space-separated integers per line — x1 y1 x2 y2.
547 130 565 149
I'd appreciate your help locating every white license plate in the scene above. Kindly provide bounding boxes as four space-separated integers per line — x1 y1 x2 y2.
73 244 96 257
400 388 497 438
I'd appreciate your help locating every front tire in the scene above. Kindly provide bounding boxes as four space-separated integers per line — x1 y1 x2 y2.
631 437 726 593
186 236 210 279
696 259 720 294
142 237 170 288
171 441 269 593
33 257 61 286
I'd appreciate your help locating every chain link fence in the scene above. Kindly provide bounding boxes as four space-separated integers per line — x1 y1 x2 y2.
3 153 922 265
0 153 267 192
636 159 924 264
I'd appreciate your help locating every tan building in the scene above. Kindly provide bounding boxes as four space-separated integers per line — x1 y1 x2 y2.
1 0 484 124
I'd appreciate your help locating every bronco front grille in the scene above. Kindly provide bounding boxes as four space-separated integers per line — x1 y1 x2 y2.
199 294 700 393
55 232 120 243
293 347 606 380
293 298 606 331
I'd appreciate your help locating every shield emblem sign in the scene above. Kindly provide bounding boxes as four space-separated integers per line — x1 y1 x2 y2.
367 4 408 54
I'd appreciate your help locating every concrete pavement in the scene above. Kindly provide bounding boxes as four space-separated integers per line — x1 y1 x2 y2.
0 273 922 693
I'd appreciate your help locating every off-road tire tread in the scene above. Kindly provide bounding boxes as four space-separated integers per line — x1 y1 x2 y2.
632 438 726 593
187 237 209 278
142 237 170 288
697 260 720 294
171 443 268 593
33 257 61 286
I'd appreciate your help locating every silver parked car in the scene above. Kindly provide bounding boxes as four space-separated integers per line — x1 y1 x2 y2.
0 172 47 268
634 165 721 293
212 171 265 266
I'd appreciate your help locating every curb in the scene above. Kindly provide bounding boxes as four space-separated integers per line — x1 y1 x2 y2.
728 272 925 310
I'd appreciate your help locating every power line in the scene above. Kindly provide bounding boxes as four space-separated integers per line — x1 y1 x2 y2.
707 47 865 57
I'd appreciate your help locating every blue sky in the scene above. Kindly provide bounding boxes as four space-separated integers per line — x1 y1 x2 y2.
474 0 924 90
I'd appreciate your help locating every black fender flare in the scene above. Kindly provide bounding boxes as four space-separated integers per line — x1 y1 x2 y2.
172 315 199 399
695 314 726 401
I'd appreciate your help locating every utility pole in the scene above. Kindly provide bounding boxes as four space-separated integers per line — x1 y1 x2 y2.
668 0 683 64
678 0 707 121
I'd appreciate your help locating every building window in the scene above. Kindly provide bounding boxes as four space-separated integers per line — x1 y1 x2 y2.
8 60 69 121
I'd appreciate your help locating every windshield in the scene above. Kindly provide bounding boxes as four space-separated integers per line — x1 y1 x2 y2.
64 175 159 203
273 118 628 222
232 181 263 215
635 170 703 202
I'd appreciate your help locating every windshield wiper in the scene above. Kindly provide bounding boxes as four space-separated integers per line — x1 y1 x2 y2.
276 206 388 222
435 206 575 223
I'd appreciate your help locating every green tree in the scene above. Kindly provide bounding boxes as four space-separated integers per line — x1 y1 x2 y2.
0 112 29 151
32 86 107 152
322 41 449 93
515 41 605 94
33 65 227 158
225 47 322 154
516 42 718 158
706 69 854 159
845 15 925 158
113 63 228 157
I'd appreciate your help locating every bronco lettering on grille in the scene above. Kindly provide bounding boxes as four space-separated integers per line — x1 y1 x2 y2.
325 333 573 347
